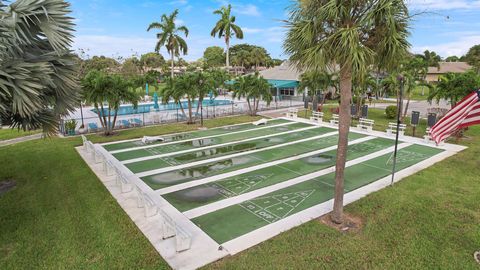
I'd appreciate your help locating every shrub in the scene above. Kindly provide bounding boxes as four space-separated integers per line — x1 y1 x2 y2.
330 107 340 114
385 105 397 119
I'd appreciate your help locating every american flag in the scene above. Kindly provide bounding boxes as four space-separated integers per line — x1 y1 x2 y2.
431 90 480 144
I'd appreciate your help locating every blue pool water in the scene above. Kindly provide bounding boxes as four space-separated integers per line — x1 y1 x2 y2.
92 99 233 116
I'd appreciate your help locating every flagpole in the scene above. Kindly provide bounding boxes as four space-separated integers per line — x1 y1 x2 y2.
391 75 404 186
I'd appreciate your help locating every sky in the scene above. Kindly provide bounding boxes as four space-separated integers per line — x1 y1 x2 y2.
70 0 480 61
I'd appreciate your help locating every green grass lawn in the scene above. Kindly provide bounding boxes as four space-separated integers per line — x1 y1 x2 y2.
0 128 40 141
410 85 430 101
1 113 479 269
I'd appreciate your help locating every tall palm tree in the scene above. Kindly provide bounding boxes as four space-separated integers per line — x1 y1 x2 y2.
0 0 79 134
251 47 267 69
232 73 272 116
148 9 189 79
285 0 410 224
211 4 244 68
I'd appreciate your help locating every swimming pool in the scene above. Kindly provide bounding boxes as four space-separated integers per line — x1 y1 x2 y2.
92 99 233 116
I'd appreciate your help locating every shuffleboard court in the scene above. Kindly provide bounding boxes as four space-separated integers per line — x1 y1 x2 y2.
126 126 336 174
139 131 365 190
103 118 291 151
80 116 466 269
162 137 396 212
112 122 312 161
191 144 444 244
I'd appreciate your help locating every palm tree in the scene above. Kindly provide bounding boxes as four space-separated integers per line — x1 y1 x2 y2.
161 72 215 124
0 0 79 134
236 50 251 68
299 71 338 110
82 71 141 135
285 0 410 224
148 9 189 79
232 73 272 116
251 47 267 69
211 4 244 68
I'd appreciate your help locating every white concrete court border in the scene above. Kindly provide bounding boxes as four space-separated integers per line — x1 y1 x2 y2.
221 141 466 254
101 117 282 146
155 135 376 195
135 130 339 178
121 125 319 164
108 120 296 153
78 116 466 270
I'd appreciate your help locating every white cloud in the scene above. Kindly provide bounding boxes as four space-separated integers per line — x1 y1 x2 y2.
72 34 225 61
412 35 480 57
169 0 188 5
241 26 285 43
234 4 261 16
242 27 263 34
408 0 480 10
175 19 185 26
73 35 158 59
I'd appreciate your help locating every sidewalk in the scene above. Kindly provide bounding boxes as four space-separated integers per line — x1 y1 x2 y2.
0 133 43 147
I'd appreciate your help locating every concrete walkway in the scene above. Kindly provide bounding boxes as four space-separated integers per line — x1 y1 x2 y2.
0 133 43 147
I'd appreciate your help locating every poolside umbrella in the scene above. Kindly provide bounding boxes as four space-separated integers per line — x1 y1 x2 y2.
146 83 149 96
153 92 159 110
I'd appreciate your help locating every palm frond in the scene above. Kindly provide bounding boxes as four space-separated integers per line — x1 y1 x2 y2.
0 0 79 134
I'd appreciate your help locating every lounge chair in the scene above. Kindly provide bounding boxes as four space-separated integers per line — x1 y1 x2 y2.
130 118 142 127
88 123 98 132
253 118 268 126
142 136 165 144
119 119 130 128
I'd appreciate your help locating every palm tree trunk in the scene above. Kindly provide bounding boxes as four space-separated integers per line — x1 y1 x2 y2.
95 104 105 128
100 103 107 130
107 105 113 135
226 38 230 68
170 51 174 79
111 110 118 133
332 64 353 224
178 100 187 120
402 96 411 121
187 99 193 124
195 97 202 116
246 99 252 116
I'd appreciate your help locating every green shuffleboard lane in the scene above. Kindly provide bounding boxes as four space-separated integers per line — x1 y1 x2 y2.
103 119 291 151
163 137 396 212
126 126 335 174
140 132 366 190
113 122 312 161
191 144 444 244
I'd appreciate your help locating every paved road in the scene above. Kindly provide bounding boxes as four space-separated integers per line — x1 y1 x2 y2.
370 99 450 117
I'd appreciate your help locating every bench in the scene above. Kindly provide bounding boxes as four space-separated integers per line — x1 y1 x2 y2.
114 168 134 193
160 209 176 239
158 210 192 252
81 135 88 149
330 114 339 126
93 145 105 164
103 158 116 176
357 118 375 132
386 122 406 136
286 108 298 119
175 225 192 252
84 140 94 154
310 111 324 123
